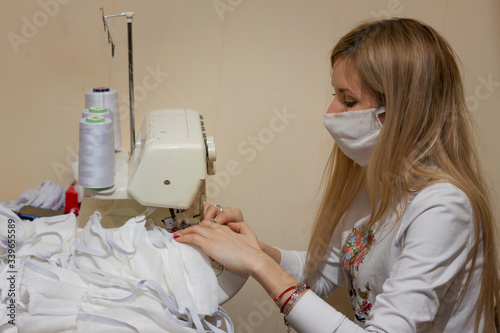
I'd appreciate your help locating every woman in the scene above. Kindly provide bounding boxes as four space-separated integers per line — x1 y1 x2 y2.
176 18 499 332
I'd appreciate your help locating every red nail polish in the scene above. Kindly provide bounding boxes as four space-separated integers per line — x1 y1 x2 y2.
174 235 180 239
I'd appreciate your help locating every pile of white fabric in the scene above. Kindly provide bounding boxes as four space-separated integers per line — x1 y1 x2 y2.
0 206 233 333
0 181 67 212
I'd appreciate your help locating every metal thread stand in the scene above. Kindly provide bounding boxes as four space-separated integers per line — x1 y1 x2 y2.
101 9 136 153
126 18 135 152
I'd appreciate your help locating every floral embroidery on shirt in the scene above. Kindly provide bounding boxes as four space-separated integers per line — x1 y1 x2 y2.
356 282 372 317
342 226 375 323
342 226 375 279
357 299 372 317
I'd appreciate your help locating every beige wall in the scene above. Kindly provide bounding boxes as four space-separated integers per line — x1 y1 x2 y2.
1 0 499 331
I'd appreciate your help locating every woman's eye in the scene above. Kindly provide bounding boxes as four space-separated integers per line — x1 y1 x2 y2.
343 100 357 108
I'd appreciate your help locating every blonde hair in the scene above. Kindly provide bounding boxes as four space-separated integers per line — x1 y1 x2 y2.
306 18 499 332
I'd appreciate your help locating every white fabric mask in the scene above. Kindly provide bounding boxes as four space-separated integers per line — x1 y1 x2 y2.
0 206 77 266
71 212 219 318
323 107 385 166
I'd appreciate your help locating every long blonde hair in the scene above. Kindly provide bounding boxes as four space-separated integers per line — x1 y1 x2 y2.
306 18 499 332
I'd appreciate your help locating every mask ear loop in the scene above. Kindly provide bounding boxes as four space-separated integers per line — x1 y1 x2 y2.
374 106 386 126
76 313 140 333
375 106 386 116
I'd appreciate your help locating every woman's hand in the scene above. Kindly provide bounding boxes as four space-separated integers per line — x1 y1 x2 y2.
174 220 266 276
198 203 282 264
201 203 244 225
177 206 296 303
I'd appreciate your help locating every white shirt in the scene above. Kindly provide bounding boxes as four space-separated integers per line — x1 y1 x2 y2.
279 183 483 332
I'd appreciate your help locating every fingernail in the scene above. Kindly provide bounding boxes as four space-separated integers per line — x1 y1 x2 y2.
174 235 180 239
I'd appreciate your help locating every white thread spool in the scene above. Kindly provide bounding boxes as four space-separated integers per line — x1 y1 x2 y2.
85 87 121 150
82 107 113 121
78 115 115 190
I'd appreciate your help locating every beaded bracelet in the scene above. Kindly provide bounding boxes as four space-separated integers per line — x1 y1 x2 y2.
274 283 309 303
278 283 310 333
273 286 296 302
280 283 310 315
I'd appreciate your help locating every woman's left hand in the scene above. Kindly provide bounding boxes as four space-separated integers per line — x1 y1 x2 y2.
201 203 244 226
174 220 265 276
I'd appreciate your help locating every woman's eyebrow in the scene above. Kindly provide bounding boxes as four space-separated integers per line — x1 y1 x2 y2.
334 87 359 98
336 87 353 94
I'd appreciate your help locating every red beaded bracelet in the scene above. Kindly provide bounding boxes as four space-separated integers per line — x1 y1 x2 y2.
274 283 310 303
280 283 310 315
273 286 296 302
280 292 296 313
277 282 311 312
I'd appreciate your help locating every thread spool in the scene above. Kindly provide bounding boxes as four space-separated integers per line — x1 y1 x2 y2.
82 107 113 122
78 115 115 190
85 87 121 150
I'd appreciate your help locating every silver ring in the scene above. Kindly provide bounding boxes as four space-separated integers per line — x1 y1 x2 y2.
215 204 223 214
209 218 217 228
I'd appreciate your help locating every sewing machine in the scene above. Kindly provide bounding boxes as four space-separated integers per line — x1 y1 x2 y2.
82 108 247 305
77 9 247 306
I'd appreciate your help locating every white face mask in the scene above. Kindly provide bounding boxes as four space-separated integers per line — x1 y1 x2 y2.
323 107 385 166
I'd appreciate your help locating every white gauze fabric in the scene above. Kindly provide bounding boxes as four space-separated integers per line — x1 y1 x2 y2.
70 212 219 317
0 181 65 212
0 209 232 332
2 258 204 333
0 206 77 266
